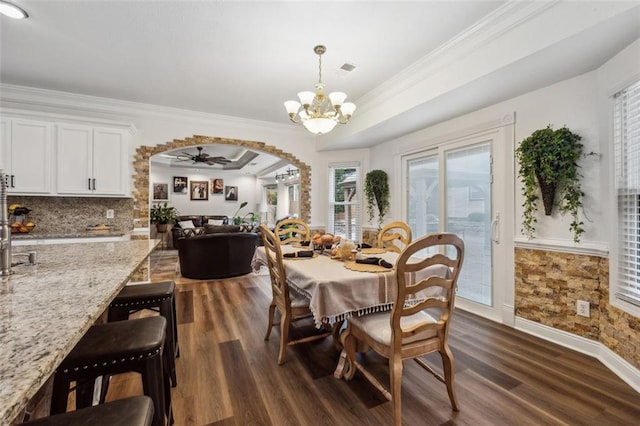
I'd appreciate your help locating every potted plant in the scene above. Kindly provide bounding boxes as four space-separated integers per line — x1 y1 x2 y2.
365 169 390 230
515 125 584 242
231 201 248 225
150 202 179 232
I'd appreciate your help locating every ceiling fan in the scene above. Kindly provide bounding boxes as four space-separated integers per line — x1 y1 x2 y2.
173 146 232 166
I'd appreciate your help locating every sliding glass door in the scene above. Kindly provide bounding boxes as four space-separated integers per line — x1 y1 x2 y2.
405 142 493 307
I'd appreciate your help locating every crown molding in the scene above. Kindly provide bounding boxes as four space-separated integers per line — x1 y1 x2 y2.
0 106 138 134
0 83 299 135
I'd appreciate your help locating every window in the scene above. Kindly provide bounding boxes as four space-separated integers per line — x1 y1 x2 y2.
328 163 361 241
613 79 640 312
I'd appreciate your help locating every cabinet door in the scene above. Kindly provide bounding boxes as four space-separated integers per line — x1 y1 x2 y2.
92 128 128 195
57 124 93 194
0 118 10 178
10 120 53 194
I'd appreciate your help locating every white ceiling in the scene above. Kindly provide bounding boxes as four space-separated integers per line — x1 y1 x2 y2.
1 1 639 174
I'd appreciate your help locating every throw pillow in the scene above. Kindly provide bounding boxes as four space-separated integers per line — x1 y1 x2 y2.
178 220 195 229
204 224 241 234
208 219 224 226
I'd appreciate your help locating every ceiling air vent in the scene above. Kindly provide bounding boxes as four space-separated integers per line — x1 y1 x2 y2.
340 63 356 72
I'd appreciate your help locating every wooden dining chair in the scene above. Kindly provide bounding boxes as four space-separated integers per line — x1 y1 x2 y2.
340 233 464 426
259 225 330 364
274 218 311 245
377 221 412 253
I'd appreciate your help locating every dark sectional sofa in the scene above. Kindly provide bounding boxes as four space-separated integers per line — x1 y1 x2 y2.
175 225 258 280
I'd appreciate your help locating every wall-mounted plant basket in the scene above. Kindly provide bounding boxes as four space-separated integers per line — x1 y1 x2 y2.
365 169 390 230
515 125 585 242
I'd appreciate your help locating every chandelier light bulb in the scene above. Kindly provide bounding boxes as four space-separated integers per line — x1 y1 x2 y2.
0 1 28 19
284 45 356 135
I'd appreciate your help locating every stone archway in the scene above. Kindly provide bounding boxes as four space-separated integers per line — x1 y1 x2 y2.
131 135 311 237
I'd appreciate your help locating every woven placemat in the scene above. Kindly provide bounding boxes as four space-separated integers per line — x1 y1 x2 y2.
283 252 318 260
343 261 393 273
361 247 386 255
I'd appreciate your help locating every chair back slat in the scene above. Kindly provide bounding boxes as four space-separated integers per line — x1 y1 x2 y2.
377 221 412 253
392 233 464 347
259 225 291 309
274 219 311 245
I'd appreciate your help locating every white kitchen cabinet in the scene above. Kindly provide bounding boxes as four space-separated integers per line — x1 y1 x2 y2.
57 124 128 196
0 118 53 194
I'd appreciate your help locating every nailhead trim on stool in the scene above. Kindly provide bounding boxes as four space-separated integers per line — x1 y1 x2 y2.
22 396 154 426
51 316 170 426
108 281 179 388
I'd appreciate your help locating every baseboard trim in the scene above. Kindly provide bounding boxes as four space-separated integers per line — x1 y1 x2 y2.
515 317 640 393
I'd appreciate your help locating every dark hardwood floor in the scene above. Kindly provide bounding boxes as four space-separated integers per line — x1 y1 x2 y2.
106 249 640 425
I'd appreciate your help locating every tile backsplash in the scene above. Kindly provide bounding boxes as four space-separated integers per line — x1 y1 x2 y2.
7 196 134 236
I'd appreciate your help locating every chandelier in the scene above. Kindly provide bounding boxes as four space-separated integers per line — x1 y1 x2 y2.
284 45 356 135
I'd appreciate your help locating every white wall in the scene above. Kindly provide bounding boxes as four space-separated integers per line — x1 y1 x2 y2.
150 163 259 218
370 68 605 247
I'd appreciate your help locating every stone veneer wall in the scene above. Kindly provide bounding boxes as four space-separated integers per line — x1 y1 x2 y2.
515 247 640 369
132 135 311 235
7 196 133 236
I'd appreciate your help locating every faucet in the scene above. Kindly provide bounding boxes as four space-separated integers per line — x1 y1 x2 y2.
1 169 11 276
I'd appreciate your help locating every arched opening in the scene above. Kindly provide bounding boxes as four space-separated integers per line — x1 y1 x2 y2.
132 135 311 237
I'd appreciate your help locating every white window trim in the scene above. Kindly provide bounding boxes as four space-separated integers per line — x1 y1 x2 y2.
328 162 362 242
609 79 640 319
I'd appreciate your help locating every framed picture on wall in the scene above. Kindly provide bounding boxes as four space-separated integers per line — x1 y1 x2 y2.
152 183 169 200
225 185 238 201
173 176 187 193
211 178 224 194
190 181 209 200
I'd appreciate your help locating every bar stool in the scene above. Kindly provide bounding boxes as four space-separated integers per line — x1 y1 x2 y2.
50 316 169 426
22 396 153 426
108 281 179 387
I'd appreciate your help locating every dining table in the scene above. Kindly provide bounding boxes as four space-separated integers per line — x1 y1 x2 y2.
252 244 450 328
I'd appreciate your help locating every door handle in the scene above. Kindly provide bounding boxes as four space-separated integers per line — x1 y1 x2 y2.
491 212 500 244
88 178 92 190
92 178 96 191
10 175 15 188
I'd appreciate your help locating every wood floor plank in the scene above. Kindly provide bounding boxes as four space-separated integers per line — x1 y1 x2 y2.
105 250 640 426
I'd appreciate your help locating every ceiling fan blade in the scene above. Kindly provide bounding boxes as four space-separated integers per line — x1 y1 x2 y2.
211 157 231 163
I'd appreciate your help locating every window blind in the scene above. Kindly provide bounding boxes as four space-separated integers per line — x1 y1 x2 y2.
614 80 640 307
328 164 361 241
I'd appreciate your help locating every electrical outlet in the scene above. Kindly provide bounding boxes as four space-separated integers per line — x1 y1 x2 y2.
577 300 590 317
106 209 114 219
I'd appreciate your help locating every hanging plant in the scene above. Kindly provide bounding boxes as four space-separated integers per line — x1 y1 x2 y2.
515 125 585 242
365 169 390 229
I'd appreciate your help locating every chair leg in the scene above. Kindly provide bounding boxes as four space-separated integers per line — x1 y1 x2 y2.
75 377 95 409
172 295 180 358
50 376 71 415
160 299 177 387
140 353 167 426
389 355 403 426
277 310 290 365
440 346 459 411
264 302 276 341
342 327 358 381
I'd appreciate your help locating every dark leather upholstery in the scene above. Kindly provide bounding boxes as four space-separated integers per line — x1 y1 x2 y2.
23 396 153 426
51 317 169 426
171 215 228 242
109 281 179 387
176 232 257 279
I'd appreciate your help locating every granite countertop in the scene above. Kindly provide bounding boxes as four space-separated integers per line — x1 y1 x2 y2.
0 240 159 424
